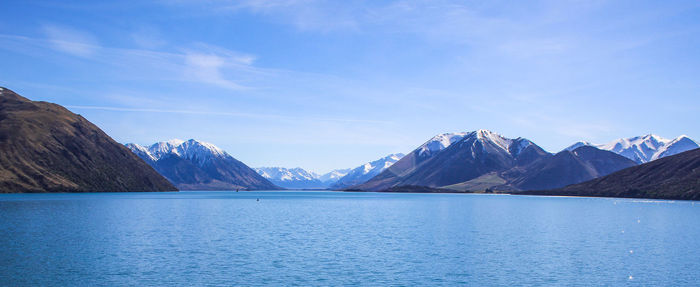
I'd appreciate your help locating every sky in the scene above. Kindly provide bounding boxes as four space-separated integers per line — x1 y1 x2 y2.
0 0 699 173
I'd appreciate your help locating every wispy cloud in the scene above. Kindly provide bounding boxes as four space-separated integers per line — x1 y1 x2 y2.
42 24 99 57
226 0 360 32
0 29 258 90
180 43 258 90
129 26 167 49
66 105 392 124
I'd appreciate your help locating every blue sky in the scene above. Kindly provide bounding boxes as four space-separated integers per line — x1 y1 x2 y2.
1 0 699 173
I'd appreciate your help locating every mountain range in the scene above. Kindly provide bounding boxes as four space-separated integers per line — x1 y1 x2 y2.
254 167 327 189
565 134 699 163
317 169 352 185
255 153 404 189
330 153 404 189
126 139 279 190
1 85 696 198
352 130 642 192
0 87 176 193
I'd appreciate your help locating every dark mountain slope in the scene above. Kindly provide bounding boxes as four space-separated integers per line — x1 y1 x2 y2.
522 148 700 200
0 87 176 193
504 146 637 190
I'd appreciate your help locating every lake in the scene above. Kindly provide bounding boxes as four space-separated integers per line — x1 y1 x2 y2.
0 191 698 286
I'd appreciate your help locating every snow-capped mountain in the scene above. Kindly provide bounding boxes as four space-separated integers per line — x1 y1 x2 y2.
317 169 351 184
354 130 550 191
128 139 228 166
654 136 699 159
125 139 279 190
254 167 326 189
353 129 641 192
255 167 317 181
565 134 699 163
330 153 405 189
255 153 404 189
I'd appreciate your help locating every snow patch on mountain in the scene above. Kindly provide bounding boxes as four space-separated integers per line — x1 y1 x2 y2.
448 130 537 158
653 135 699 160
418 132 469 157
474 129 513 151
511 138 534 156
564 141 592 152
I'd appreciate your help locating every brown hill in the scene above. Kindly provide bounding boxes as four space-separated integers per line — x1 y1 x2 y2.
0 87 177 193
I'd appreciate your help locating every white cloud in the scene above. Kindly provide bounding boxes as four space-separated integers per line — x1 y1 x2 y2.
130 26 167 49
184 52 246 90
65 104 392 124
228 0 359 32
42 24 99 57
0 30 259 91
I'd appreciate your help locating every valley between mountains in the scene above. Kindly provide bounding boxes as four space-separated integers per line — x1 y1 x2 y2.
1 87 698 200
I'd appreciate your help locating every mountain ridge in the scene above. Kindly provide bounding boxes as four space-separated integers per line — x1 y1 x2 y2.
565 134 699 163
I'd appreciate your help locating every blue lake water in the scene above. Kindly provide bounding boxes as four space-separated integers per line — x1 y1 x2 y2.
0 191 698 286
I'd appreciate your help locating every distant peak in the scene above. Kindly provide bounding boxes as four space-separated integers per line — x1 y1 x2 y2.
125 142 145 149
668 135 699 146
167 139 185 146
430 132 468 140
468 129 513 150
564 141 592 151
469 129 504 139
645 134 662 140
385 153 405 159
